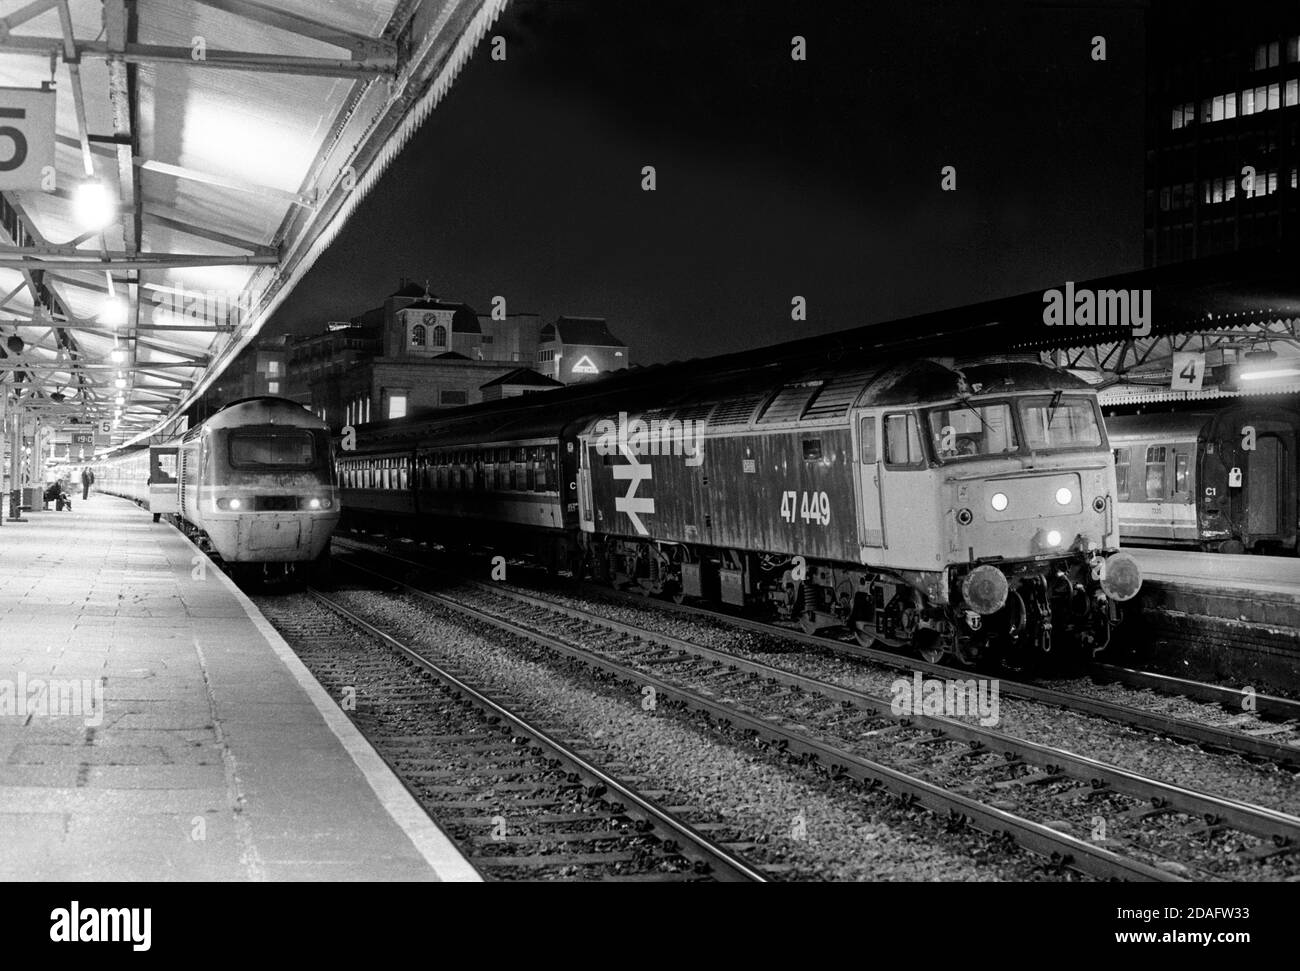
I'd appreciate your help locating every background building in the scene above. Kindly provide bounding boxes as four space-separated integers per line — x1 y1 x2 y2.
536 316 629 384
1145 6 1300 265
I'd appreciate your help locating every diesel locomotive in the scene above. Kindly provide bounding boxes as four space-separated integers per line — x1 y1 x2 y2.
338 356 1141 667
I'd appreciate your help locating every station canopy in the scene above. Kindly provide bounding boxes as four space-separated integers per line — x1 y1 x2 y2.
0 0 507 449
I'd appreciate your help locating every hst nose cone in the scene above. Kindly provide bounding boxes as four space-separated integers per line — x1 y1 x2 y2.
1100 551 1143 602
962 564 1009 615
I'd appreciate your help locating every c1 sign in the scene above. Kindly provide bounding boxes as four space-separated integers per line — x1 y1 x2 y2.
0 87 56 191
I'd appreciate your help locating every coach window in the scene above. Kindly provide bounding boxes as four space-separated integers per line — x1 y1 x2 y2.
1145 446 1167 499
883 413 925 468
1173 451 1190 500
544 446 558 491
1114 449 1131 500
860 417 878 464
802 439 823 461
526 446 539 490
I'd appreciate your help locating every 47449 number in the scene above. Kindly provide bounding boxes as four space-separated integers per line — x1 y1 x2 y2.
779 490 831 526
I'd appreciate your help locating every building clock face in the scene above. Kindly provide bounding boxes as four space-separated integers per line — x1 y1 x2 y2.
424 313 435 326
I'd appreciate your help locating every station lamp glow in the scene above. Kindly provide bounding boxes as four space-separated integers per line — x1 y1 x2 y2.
1240 367 1300 382
99 296 128 329
109 347 126 364
114 377 126 389
73 181 117 231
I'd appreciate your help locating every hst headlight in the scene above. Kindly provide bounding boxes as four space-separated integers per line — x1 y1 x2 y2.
990 492 1008 511
1045 529 1062 546
1055 487 1072 506
216 497 243 510
307 497 332 510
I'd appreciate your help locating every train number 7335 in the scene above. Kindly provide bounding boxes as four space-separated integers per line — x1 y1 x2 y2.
779 490 831 526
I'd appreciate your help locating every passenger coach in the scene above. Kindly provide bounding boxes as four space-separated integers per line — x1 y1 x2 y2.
1108 404 1300 553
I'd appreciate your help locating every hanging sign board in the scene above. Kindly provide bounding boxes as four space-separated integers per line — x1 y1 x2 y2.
0 87 56 191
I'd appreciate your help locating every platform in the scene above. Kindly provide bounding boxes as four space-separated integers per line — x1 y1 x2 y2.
0 494 478 882
1123 547 1300 696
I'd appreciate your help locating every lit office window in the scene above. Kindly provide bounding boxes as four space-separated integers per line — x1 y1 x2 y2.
387 392 407 420
1287 79 1299 106
267 360 280 376
1268 82 1280 110
1225 177 1236 201
1288 36 1299 63
268 381 280 394
1200 98 1213 123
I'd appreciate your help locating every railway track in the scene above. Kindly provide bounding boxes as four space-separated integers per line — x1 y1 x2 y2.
329 541 1300 881
334 534 1300 767
252 591 767 882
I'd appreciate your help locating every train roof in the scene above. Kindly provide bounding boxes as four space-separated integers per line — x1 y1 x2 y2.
347 357 1093 453
185 396 325 440
1104 412 1212 442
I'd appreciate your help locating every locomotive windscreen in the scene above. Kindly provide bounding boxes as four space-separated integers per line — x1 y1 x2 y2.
1019 397 1103 450
229 429 319 469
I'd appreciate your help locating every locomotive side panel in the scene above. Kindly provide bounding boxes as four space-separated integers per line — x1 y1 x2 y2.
583 425 859 563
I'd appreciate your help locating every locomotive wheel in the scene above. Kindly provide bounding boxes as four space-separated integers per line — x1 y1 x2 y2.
798 612 821 636
913 629 946 665
850 620 877 649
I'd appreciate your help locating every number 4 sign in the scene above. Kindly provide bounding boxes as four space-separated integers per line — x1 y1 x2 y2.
1171 352 1205 392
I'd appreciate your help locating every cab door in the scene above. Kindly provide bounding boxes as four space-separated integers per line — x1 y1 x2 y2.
850 410 885 552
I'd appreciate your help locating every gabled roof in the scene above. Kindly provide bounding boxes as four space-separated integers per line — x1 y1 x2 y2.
480 367 565 389
540 316 625 347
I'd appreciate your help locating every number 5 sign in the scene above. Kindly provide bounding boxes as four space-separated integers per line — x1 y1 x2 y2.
0 87 56 190
1171 351 1205 392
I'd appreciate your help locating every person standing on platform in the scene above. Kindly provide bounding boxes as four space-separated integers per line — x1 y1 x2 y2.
81 466 94 500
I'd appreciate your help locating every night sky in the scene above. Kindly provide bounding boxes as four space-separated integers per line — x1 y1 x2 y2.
264 0 1147 366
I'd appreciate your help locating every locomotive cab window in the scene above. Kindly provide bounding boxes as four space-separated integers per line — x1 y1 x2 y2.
883 413 925 468
229 428 316 469
925 402 1017 460
1019 396 1103 451
1114 448 1131 500
802 439 823 461
860 417 877 464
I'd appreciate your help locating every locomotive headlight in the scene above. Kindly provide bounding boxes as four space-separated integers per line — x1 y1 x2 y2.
308 498 321 509
306 497 332 510
1055 487 1072 506
990 492 1009 511
216 497 242 510
1046 529 1062 546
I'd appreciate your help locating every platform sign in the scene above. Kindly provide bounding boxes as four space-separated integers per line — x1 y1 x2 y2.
1171 352 1205 392
0 87 56 191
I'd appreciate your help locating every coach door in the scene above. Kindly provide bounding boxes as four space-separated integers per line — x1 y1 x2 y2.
1247 434 1284 538
851 412 885 554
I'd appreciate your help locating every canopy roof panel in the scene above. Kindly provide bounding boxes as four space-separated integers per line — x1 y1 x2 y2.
0 0 507 446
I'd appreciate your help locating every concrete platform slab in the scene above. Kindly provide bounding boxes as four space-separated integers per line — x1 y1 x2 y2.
0 494 477 882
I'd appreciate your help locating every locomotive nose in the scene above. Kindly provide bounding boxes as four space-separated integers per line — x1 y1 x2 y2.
1099 551 1143 602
